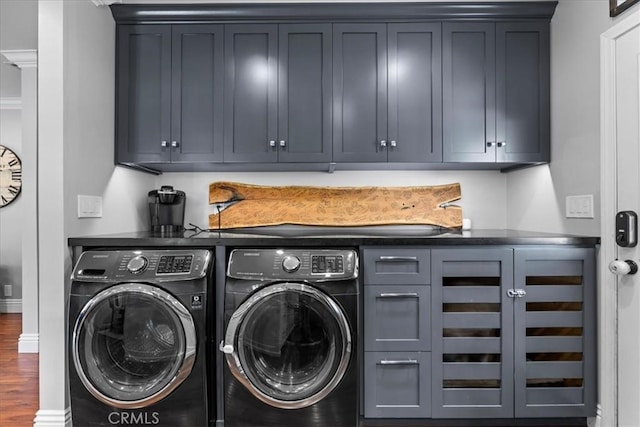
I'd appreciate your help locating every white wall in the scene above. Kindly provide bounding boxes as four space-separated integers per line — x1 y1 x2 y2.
0 108 23 306
62 1 154 238
506 0 625 235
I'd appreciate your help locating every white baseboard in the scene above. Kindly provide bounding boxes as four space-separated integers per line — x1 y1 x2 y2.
0 299 22 313
33 408 72 427
18 332 39 353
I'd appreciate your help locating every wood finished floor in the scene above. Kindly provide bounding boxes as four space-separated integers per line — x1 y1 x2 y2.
0 314 38 427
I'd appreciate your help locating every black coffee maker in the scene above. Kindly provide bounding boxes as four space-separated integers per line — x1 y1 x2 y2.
148 186 186 233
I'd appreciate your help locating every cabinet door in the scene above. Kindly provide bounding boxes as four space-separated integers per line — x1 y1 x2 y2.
431 248 514 418
171 25 224 163
224 25 278 162
513 248 596 418
116 25 171 164
442 23 496 163
364 351 431 418
496 22 550 163
387 23 442 162
364 285 430 352
333 24 387 162
278 24 332 163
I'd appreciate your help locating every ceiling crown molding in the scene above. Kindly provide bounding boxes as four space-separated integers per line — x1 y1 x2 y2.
1 50 37 69
92 0 122 6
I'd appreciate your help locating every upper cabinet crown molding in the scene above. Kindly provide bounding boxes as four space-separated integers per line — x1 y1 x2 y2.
110 2 558 24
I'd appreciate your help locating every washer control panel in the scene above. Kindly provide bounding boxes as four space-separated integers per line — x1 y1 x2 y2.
227 248 358 280
72 249 211 282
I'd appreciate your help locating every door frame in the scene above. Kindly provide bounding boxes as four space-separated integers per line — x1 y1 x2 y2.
600 9 640 427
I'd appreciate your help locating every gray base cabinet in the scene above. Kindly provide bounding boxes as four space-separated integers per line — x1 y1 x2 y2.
362 247 432 418
364 351 432 418
431 247 595 419
362 245 596 421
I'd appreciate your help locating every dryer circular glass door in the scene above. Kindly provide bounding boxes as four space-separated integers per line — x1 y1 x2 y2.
72 283 197 409
223 282 352 409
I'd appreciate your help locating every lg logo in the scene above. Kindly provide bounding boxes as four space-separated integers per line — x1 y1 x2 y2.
108 411 160 425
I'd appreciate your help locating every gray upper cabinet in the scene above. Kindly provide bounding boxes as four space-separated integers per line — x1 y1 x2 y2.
112 3 555 172
496 23 550 163
333 24 387 162
117 25 172 164
443 22 550 164
278 24 333 163
333 23 442 163
223 25 278 163
224 24 332 163
116 25 223 165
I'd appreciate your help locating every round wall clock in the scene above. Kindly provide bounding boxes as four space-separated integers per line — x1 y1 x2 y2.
0 145 22 208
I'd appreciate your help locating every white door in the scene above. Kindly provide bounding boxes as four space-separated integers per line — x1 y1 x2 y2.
601 9 640 427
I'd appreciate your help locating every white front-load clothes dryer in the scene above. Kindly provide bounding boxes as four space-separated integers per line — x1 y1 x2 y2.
68 249 212 426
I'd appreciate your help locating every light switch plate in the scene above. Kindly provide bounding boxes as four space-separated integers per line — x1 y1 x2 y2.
78 195 103 218
566 194 594 218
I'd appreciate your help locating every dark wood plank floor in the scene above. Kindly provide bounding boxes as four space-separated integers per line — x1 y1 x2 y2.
0 313 39 427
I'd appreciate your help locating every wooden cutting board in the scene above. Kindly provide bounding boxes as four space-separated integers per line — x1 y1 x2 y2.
208 181 462 229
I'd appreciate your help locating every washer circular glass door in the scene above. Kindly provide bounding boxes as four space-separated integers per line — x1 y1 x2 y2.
224 282 352 409
72 283 197 409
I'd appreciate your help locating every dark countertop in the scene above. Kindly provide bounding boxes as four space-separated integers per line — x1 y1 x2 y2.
68 226 600 249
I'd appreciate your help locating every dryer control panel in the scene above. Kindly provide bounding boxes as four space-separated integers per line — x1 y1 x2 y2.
227 248 358 281
72 249 212 282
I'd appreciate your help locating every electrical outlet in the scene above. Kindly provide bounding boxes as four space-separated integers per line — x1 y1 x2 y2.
3 284 12 297
566 195 594 218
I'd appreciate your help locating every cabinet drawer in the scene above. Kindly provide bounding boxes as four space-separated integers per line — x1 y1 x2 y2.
364 285 430 351
363 247 430 285
364 351 431 418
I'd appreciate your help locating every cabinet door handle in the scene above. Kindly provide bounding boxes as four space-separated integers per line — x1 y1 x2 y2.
269 140 276 148
507 289 527 298
378 293 419 298
379 256 418 261
390 140 397 148
171 141 179 148
380 359 419 365
279 140 286 148
161 140 168 148
487 141 496 147
380 140 387 148
497 141 506 148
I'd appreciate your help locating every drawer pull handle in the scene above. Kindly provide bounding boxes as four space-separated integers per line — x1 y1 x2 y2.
378 293 419 298
380 359 419 365
378 256 419 261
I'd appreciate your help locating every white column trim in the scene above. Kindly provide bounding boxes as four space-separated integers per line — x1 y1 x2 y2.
0 97 22 109
18 333 39 353
1 49 37 69
33 408 72 427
